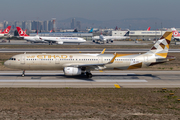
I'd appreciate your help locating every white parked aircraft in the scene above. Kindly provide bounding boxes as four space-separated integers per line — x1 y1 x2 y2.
171 28 180 40
16 27 86 45
4 31 175 78
16 27 47 43
92 31 130 44
0 26 11 37
42 36 86 45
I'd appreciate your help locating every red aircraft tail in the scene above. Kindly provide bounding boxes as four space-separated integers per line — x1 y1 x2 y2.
147 27 151 31
1 26 11 34
16 27 29 37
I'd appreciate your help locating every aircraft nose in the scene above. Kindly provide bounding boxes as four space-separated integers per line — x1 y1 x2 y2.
4 60 10 67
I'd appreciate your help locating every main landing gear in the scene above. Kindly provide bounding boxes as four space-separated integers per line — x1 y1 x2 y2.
49 41 52 45
86 72 92 78
22 70 25 77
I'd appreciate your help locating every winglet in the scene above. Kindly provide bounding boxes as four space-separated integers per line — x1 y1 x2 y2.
108 53 117 64
101 48 106 54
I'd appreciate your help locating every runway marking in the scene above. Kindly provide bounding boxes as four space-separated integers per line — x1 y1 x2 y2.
0 79 147 83
0 73 135 75
0 51 179 53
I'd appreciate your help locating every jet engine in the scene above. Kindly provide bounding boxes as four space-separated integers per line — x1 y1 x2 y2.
57 41 63 44
63 67 81 76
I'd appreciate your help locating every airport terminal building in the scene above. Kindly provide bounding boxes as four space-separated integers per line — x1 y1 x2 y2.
30 32 93 40
112 30 166 40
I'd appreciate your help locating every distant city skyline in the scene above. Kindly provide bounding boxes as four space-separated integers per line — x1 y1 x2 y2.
0 0 180 22
2 17 180 31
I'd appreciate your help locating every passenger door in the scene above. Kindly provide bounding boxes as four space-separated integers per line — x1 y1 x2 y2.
55 58 60 64
21 55 25 64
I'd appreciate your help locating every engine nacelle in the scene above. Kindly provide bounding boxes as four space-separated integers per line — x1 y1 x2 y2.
63 67 81 76
57 41 63 44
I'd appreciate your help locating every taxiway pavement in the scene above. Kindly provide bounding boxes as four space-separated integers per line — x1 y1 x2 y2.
0 48 179 53
0 71 180 88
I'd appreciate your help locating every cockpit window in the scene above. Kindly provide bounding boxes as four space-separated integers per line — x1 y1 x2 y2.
9 58 16 60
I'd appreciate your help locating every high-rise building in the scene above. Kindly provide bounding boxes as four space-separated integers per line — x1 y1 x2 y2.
71 18 76 29
31 21 37 30
25 21 32 30
4 21 8 29
52 18 56 32
43 21 48 31
22 21 26 29
76 21 81 30
48 20 53 31
15 21 22 28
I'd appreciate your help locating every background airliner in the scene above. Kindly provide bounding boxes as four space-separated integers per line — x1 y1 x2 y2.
171 28 180 40
0 26 11 37
4 31 174 78
92 31 130 44
147 27 151 31
16 27 86 45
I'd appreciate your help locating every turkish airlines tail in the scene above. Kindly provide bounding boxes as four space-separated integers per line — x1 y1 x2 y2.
24 29 27 34
147 27 151 31
16 27 29 37
171 28 180 37
1 26 11 34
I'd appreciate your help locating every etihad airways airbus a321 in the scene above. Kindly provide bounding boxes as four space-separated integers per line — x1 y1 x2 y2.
4 32 175 78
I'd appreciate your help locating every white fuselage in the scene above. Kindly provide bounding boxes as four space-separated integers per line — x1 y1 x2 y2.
23 36 86 44
24 36 46 43
4 53 154 71
93 35 130 42
174 36 180 40
41 37 86 44
0 34 7 37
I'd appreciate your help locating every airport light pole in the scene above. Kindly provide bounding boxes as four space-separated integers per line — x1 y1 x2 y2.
161 22 162 36
155 22 157 42
129 24 131 30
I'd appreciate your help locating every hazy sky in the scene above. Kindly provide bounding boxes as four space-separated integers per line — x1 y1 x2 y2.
0 0 179 21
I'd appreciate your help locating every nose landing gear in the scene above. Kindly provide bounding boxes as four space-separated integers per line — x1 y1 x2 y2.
22 70 25 77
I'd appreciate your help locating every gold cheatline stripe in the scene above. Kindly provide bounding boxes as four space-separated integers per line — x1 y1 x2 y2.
156 53 168 58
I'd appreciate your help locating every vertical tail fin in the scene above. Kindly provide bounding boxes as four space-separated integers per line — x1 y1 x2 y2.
147 27 151 31
89 28 93 33
16 27 29 37
124 31 130 36
171 28 180 37
146 31 172 58
24 29 27 34
1 26 11 34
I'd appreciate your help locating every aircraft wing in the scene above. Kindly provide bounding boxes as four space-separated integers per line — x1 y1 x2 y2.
92 36 100 40
40 38 58 42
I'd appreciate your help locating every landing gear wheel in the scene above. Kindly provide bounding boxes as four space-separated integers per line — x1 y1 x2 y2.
86 72 92 78
22 70 25 77
49 42 52 45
